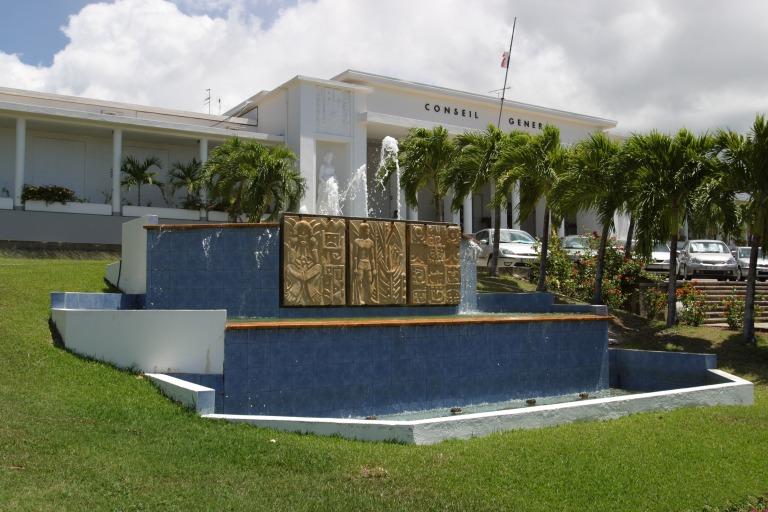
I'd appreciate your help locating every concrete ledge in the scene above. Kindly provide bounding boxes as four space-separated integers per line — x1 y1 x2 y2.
146 373 216 414
198 368 753 445
51 308 226 373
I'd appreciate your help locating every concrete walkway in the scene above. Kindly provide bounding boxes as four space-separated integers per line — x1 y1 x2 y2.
709 322 768 331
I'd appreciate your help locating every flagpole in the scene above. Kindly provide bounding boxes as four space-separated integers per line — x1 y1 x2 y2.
496 17 517 128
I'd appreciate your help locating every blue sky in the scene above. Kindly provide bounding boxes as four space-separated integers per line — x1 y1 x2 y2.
0 1 92 65
0 0 291 66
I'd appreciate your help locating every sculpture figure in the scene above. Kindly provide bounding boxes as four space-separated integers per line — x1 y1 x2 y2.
351 222 376 304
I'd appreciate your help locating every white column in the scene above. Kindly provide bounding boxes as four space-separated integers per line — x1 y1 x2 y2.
13 118 26 208
447 194 460 225
500 202 508 229
112 129 123 214
198 138 208 209
462 194 473 234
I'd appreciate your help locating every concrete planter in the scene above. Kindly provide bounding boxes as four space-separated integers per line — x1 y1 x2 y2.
0 197 13 210
207 210 230 222
24 200 112 216
122 205 201 221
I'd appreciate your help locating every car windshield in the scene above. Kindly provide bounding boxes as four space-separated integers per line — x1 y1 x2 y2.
653 243 670 252
564 237 589 249
499 230 535 244
689 242 729 254
739 247 764 259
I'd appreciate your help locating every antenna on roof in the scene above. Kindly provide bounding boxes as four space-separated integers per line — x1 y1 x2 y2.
204 88 211 115
488 86 510 98
218 98 222 115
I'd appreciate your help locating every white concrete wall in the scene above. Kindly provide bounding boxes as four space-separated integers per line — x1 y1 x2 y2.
245 90 287 137
52 308 227 374
117 215 157 293
146 373 216 414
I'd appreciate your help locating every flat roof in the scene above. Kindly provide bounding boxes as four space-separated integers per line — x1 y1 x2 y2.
333 69 617 129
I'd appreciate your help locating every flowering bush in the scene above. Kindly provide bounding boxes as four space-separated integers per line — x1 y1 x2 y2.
722 291 745 330
677 282 708 326
529 232 660 311
21 184 80 205
644 286 667 320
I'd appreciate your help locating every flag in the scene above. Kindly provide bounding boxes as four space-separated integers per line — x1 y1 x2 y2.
501 51 510 68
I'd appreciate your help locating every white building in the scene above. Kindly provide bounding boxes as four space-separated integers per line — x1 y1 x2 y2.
0 70 618 246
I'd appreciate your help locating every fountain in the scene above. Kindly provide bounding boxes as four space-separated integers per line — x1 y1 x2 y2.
48 213 753 444
316 152 368 218
375 136 404 220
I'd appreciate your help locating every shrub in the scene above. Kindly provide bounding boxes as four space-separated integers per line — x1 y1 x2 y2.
676 282 708 326
644 285 667 320
722 291 745 331
21 185 80 205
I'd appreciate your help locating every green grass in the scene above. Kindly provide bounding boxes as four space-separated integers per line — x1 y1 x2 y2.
2 254 768 511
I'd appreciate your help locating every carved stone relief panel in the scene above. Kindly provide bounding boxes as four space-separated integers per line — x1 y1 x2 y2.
283 215 346 306
316 86 351 136
349 220 406 305
407 223 461 305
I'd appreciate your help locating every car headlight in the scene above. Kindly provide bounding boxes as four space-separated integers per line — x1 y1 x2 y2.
500 248 514 257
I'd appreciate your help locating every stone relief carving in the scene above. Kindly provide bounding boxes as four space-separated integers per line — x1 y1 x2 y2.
408 223 461 305
283 215 346 306
349 220 406 305
316 87 351 136
282 215 458 306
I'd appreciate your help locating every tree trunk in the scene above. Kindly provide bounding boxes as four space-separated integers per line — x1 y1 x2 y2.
537 206 551 292
743 233 760 345
592 222 610 305
137 185 142 207
490 206 502 277
624 215 635 255
435 193 444 223
666 229 679 328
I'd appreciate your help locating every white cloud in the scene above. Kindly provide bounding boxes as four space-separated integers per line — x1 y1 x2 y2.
0 0 767 133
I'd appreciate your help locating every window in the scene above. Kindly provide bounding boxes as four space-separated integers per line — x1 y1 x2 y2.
689 242 729 254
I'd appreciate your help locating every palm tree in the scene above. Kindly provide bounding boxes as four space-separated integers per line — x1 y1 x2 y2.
627 129 715 327
381 126 455 221
446 125 505 276
168 158 204 210
121 156 162 207
715 114 768 344
551 132 624 304
500 125 568 292
203 137 305 222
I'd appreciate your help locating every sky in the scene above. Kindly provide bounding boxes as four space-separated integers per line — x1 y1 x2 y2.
0 0 766 135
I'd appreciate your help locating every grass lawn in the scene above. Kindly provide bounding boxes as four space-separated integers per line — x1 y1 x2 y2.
2 254 768 511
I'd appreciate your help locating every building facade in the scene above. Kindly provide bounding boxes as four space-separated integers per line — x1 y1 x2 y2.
0 70 618 245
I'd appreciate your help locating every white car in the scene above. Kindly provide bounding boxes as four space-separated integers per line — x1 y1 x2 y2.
735 246 768 281
678 240 738 280
562 235 591 262
473 228 537 267
645 242 679 275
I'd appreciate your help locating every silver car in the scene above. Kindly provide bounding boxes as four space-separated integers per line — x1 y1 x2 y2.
678 240 738 280
736 246 768 281
645 242 676 274
562 235 592 262
474 228 538 267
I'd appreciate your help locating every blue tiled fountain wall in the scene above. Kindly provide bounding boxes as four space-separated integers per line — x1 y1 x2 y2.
222 319 610 417
144 224 462 318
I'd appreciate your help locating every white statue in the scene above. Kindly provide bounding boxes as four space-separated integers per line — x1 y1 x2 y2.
317 152 341 215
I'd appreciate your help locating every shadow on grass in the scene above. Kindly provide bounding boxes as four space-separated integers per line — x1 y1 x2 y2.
610 310 768 385
477 273 537 293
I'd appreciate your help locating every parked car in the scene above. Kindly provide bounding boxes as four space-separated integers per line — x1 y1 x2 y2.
562 235 591 262
473 228 537 267
645 242 679 274
735 246 768 281
678 240 738 280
